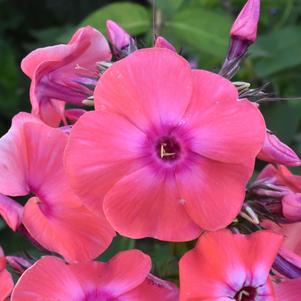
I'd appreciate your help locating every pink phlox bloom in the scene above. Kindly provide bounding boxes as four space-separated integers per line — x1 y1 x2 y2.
11 249 179 301
0 112 115 262
65 48 266 241
179 230 283 301
21 26 111 127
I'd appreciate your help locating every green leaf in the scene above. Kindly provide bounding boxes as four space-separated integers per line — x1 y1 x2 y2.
80 2 151 36
164 5 231 59
151 0 184 19
251 26 301 77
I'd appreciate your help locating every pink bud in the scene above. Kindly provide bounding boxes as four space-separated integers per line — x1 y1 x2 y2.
154 36 177 52
230 0 260 43
6 256 31 274
258 132 301 166
106 20 137 58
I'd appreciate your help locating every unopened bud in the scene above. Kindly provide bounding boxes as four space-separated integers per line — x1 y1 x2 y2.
258 132 301 166
106 20 137 59
219 0 260 79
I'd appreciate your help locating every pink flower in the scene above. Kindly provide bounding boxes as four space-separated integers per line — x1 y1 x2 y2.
0 112 115 262
252 164 301 222
179 230 283 301
11 250 178 301
106 20 137 59
0 247 14 301
21 26 111 127
258 132 301 166
65 48 266 241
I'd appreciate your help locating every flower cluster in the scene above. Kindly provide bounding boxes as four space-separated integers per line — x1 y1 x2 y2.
0 0 301 300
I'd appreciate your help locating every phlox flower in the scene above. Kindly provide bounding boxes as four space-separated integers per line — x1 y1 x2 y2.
252 164 301 222
274 277 301 301
11 249 178 301
0 113 115 262
65 47 266 241
0 247 14 301
21 26 111 127
179 230 283 301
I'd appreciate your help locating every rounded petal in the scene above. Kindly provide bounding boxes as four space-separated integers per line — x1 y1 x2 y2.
70 249 151 297
282 194 301 222
23 196 115 262
65 110 147 210
11 256 84 301
119 274 179 301
94 48 193 129
0 113 42 196
188 99 265 164
103 166 201 241
176 156 250 231
0 269 14 301
179 230 283 301
0 194 23 231
185 70 239 116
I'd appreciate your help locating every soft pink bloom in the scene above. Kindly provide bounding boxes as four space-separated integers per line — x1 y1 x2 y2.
179 230 283 301
0 112 115 262
274 277 301 301
11 250 178 301
21 26 111 127
253 164 301 222
262 220 301 277
0 193 23 231
0 247 14 301
155 36 177 52
106 20 137 58
65 48 266 241
258 132 301 166
230 0 260 43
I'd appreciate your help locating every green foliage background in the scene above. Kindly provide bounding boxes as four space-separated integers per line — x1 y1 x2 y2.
1 0 301 281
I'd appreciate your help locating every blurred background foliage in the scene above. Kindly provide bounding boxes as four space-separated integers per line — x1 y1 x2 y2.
1 0 301 281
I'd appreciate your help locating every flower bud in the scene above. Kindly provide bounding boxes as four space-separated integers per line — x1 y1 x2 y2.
154 36 176 52
219 0 260 78
258 132 301 166
6 256 31 274
106 20 137 59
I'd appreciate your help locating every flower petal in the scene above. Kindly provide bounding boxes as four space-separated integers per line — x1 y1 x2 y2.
70 249 151 297
119 274 179 301
176 155 250 230
11 256 84 301
94 48 193 129
0 269 14 301
188 99 265 164
103 166 201 241
65 110 147 210
23 196 115 262
0 194 23 231
275 278 301 301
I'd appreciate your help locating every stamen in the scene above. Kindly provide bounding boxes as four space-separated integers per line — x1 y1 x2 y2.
160 143 176 159
238 290 250 301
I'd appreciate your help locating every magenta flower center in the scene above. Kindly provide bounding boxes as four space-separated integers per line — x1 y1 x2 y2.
234 286 257 301
155 136 181 161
